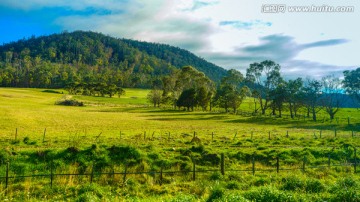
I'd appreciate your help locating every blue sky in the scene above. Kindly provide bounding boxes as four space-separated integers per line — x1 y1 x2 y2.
0 0 359 78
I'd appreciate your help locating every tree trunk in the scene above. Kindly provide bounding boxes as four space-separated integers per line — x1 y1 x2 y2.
312 107 317 121
289 103 293 119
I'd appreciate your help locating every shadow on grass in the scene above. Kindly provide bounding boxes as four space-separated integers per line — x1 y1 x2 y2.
226 116 360 131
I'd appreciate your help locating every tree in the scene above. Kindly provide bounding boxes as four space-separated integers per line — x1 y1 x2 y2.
176 88 197 111
320 75 345 120
147 89 162 107
343 68 360 106
270 80 287 117
303 79 322 121
215 69 250 113
117 87 126 98
285 78 303 118
246 60 282 115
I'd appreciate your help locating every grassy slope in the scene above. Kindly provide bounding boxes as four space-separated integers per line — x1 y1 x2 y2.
0 88 358 143
0 88 360 201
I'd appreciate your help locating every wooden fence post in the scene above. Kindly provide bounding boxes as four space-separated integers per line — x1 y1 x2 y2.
268 131 271 140
328 154 331 169
43 128 47 143
50 161 54 188
220 153 225 176
276 157 279 173
233 132 237 141
252 157 255 176
160 167 163 185
354 148 357 174
123 164 127 185
334 129 337 138
193 131 196 138
302 156 306 173
90 164 94 183
5 161 9 190
286 131 289 138
15 128 18 141
192 161 196 181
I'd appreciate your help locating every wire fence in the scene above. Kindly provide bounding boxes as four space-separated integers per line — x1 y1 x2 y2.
1 152 358 191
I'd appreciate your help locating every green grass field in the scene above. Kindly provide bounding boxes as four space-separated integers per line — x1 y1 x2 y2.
0 88 359 201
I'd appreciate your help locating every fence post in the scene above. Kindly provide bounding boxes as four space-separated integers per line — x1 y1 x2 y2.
286 131 289 138
192 161 196 181
252 157 255 176
43 128 47 143
50 161 53 188
354 148 357 174
160 167 163 186
90 164 94 183
193 131 196 138
168 132 170 140
302 156 306 173
123 164 127 185
268 131 271 140
328 154 331 169
15 128 18 141
220 153 225 176
233 132 237 141
276 157 279 173
5 161 9 190
334 129 337 138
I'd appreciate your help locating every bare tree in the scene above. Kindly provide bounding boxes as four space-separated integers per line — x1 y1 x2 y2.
320 75 346 120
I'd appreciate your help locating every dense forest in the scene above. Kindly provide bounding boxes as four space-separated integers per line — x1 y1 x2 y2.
0 31 226 88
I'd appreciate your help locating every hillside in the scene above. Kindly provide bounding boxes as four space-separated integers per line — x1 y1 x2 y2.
0 31 227 88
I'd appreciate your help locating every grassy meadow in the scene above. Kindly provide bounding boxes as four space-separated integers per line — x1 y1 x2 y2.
0 87 360 201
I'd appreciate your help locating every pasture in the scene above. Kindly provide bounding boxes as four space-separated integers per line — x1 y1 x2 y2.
0 88 359 201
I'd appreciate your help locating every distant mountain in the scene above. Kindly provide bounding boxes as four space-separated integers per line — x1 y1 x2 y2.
0 31 227 88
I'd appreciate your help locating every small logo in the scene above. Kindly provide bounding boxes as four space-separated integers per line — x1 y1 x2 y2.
262 4 286 13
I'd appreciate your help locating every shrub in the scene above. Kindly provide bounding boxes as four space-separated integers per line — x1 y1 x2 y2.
209 172 222 181
207 187 225 202
281 176 304 191
55 95 84 106
305 179 325 193
244 186 294 202
331 188 360 202
226 181 240 190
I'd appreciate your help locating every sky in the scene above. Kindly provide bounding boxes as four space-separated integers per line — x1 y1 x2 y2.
0 0 359 79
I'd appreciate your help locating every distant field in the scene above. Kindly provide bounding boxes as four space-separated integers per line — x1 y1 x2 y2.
0 87 358 145
0 87 360 201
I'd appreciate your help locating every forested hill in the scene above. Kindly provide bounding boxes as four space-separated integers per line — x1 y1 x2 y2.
0 31 227 88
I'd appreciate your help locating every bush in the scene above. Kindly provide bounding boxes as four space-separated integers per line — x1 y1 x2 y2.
209 172 222 181
305 179 325 193
244 186 294 202
281 176 304 191
55 95 84 106
207 187 225 202
331 188 360 202
226 181 240 190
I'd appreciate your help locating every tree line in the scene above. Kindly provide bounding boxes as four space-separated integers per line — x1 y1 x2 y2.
148 61 360 121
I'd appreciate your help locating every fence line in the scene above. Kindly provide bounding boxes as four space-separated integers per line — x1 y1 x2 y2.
1 152 358 191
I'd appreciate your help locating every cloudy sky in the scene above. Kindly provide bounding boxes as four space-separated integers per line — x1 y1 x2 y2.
0 0 359 78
